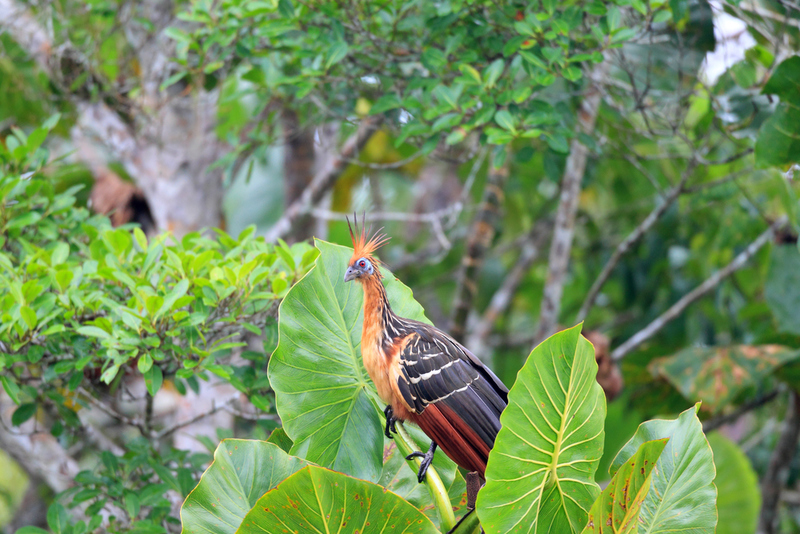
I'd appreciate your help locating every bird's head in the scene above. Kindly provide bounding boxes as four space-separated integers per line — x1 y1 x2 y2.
344 215 389 283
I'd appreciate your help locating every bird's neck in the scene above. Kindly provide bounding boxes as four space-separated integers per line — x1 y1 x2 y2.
361 276 395 351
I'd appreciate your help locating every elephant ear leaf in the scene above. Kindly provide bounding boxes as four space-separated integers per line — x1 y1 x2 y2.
180 439 307 534
609 405 718 533
268 239 429 483
582 438 668 534
477 324 606 534
235 465 440 534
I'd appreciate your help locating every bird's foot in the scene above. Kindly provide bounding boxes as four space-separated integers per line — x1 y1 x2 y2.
406 441 437 483
383 405 398 439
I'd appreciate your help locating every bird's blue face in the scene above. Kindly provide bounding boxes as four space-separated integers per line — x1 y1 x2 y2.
344 257 374 282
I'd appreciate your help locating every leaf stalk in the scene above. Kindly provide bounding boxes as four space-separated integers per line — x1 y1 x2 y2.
394 422 457 531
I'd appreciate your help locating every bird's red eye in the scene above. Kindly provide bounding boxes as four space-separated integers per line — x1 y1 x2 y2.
358 260 367 268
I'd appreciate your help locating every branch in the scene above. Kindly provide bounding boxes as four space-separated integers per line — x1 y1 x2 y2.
532 60 609 347
449 149 510 343
576 162 693 323
0 395 127 526
758 390 800 534
264 116 383 243
702 389 779 434
466 221 551 353
612 216 788 361
0 0 52 74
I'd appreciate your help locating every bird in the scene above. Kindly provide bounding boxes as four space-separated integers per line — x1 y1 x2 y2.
343 216 508 482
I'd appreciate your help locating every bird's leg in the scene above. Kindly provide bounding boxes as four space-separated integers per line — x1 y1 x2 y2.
405 441 437 483
383 405 398 439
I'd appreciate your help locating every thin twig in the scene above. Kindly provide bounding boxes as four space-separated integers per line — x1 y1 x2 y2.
78 387 148 436
265 116 383 243
702 389 780 433
577 162 694 322
532 60 609 348
467 221 551 352
612 216 788 361
758 390 800 534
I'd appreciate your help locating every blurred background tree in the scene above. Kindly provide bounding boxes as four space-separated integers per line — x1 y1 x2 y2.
0 0 799 532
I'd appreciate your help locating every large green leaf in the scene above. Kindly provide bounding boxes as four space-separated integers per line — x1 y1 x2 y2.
180 440 307 534
610 405 717 533
708 432 760 534
379 427 466 529
756 56 800 167
235 465 440 534
649 344 800 413
582 439 668 534
477 324 606 534
765 245 800 335
268 239 430 482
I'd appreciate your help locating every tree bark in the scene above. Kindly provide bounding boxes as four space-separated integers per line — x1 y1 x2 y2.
532 61 608 348
0 0 226 235
281 109 317 241
758 390 800 534
449 151 509 343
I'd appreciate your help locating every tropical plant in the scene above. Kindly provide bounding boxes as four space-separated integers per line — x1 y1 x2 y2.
180 240 717 534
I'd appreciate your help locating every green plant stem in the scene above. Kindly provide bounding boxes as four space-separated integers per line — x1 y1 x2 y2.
394 422 456 531
448 508 482 534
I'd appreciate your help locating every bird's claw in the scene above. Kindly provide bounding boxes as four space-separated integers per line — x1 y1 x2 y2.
384 405 398 439
405 442 437 483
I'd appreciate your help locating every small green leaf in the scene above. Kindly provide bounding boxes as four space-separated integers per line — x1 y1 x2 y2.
1 375 21 404
459 64 482 84
145 365 163 396
138 353 154 374
494 109 517 132
12 403 37 426
484 59 505 88
325 41 349 69
125 492 140 519
370 94 402 115
77 326 111 339
101 364 120 384
20 305 37 330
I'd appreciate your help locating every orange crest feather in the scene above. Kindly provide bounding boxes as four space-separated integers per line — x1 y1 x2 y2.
347 213 389 264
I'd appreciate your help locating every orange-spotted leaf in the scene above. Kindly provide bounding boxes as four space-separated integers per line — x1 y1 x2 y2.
582 438 668 534
649 345 799 413
235 465 439 534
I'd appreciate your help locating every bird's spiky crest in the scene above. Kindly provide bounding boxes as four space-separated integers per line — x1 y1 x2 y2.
347 213 389 265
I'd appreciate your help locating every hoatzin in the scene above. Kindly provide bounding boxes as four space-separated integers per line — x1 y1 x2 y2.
344 218 508 482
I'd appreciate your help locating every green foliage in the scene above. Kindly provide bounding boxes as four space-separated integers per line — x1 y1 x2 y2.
169 0 681 158
649 345 800 413
610 405 718 533
180 440 308 534
238 465 440 534
708 432 761 534
582 438 668 534
183 242 716 534
756 56 800 168
477 324 606 534
0 120 314 532
765 245 800 336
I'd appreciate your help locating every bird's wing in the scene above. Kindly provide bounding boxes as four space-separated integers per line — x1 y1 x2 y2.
394 321 507 474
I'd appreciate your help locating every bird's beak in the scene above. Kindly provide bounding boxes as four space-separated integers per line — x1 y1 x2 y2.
344 266 358 282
